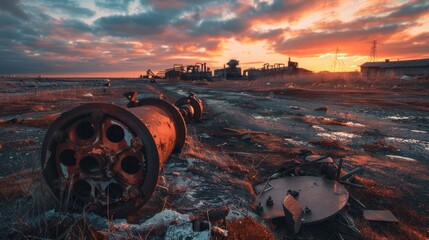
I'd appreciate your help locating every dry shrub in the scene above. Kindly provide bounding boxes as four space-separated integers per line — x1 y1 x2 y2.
353 176 399 200
357 218 428 240
361 140 399 153
182 133 248 174
309 139 351 151
300 116 350 126
227 216 275 240
0 169 37 201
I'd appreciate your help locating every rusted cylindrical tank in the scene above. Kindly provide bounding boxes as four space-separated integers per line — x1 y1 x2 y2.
41 98 186 218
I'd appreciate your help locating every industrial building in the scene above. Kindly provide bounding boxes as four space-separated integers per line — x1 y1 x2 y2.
361 58 429 78
243 58 312 80
214 59 242 79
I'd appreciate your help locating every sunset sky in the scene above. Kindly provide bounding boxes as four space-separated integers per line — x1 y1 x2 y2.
1 0 428 77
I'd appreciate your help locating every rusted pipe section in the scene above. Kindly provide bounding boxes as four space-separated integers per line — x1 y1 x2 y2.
41 96 202 218
174 93 204 123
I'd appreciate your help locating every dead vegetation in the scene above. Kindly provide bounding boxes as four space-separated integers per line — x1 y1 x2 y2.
227 216 275 240
361 140 399 153
309 139 351 151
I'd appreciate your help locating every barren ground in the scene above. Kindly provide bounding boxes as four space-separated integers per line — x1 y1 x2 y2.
0 76 428 239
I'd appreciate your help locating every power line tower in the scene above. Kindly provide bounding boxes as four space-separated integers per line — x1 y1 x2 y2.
331 46 346 72
368 40 379 62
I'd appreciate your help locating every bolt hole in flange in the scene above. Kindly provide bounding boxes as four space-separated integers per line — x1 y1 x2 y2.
106 183 123 200
80 156 101 175
73 180 92 198
60 149 76 166
106 124 125 143
76 121 95 140
121 156 141 174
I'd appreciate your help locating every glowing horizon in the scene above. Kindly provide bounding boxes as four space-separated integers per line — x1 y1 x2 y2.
1 0 428 77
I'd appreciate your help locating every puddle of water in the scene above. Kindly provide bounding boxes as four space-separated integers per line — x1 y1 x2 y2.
385 116 410 120
386 155 417 162
317 131 358 141
385 137 429 152
344 121 365 127
385 137 420 144
253 115 281 121
312 125 326 131
284 138 307 146
411 130 427 134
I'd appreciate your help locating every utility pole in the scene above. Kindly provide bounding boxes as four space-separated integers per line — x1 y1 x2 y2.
331 46 346 72
369 40 379 62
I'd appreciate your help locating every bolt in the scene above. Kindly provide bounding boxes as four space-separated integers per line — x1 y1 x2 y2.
255 203 264 215
131 137 142 149
128 187 140 198
266 196 274 207
53 130 65 142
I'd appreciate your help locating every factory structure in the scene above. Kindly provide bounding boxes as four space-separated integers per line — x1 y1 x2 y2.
142 58 312 81
213 58 312 80
360 58 429 79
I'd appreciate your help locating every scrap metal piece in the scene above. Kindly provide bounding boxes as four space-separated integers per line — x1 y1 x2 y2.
363 210 399 223
41 97 195 218
339 167 363 181
305 155 333 164
254 176 349 223
283 194 304 234
174 93 204 123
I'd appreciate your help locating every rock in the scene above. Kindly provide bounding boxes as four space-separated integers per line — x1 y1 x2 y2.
136 209 190 232
6 118 20 124
165 222 210 240
83 93 93 98
199 133 210 139
314 106 328 112
241 133 251 141
299 149 313 157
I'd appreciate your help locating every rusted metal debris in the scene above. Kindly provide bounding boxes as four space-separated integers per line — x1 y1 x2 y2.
363 210 399 223
165 63 212 81
41 94 204 218
254 155 366 234
255 176 349 223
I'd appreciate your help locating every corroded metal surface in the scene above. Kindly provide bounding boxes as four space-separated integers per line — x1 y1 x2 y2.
41 99 189 218
255 176 349 224
175 93 204 123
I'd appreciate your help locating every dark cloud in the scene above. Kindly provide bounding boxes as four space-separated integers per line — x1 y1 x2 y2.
95 0 133 11
140 0 209 10
187 18 247 37
246 28 287 41
0 0 28 20
248 0 340 23
42 0 95 18
385 0 429 20
94 10 175 37
0 0 428 75
382 32 429 58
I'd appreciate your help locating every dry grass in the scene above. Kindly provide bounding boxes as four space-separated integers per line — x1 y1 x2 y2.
0 169 38 201
227 216 275 240
361 140 399 153
309 139 351 151
243 72 429 91
300 116 350 126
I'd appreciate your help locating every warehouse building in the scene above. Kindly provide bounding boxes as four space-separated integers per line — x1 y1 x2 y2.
361 58 429 78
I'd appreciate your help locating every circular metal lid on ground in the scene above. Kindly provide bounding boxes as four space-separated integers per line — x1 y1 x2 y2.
254 176 349 224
